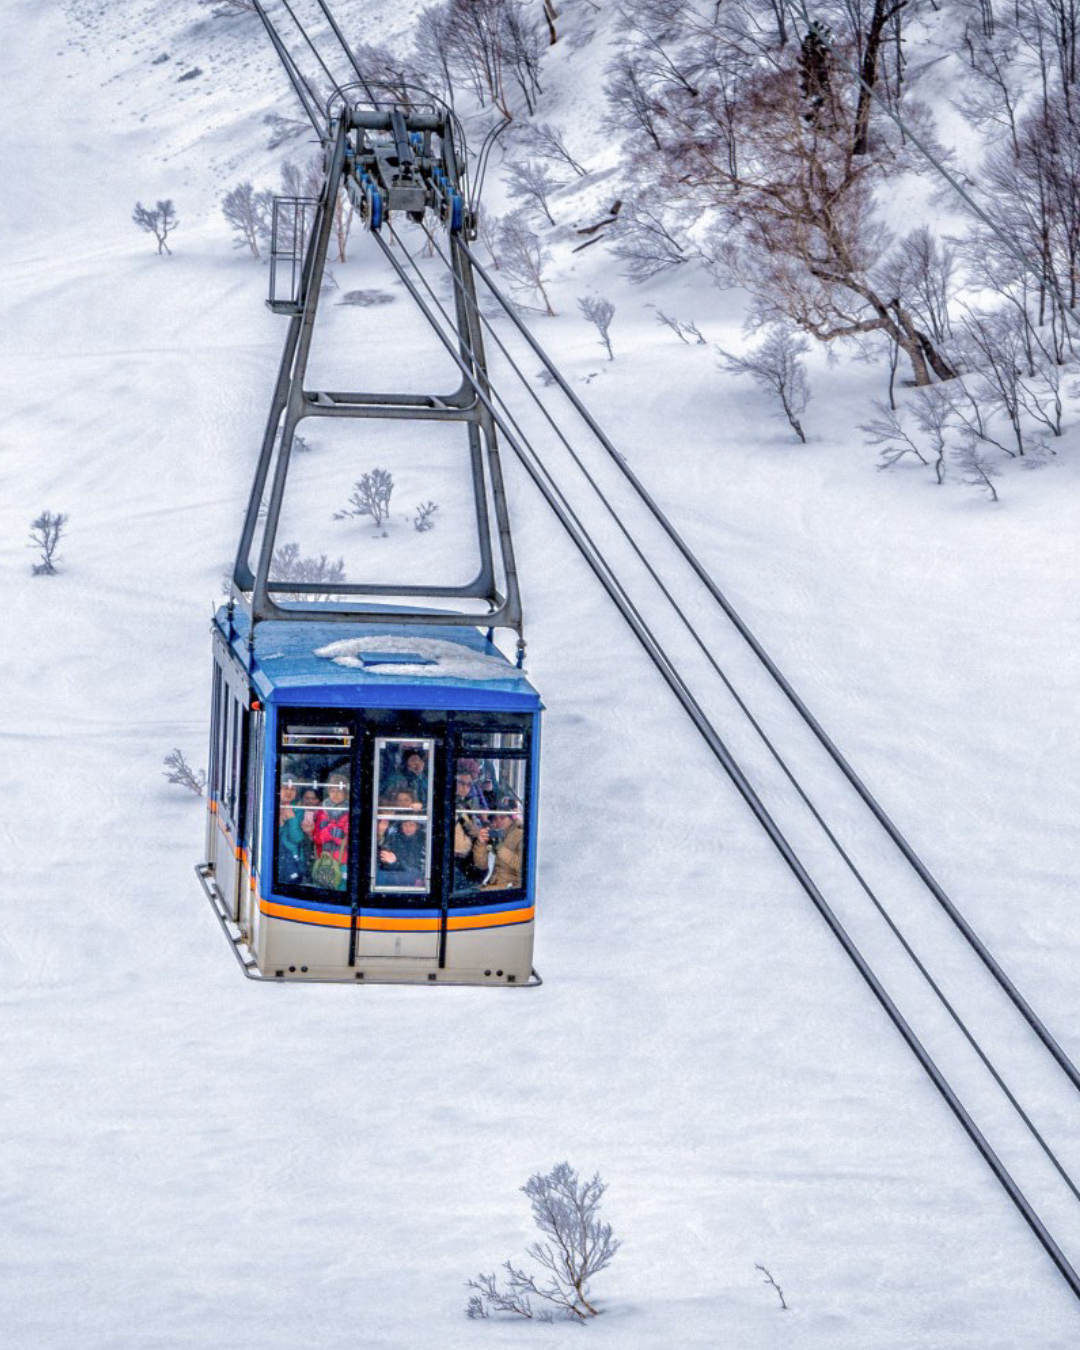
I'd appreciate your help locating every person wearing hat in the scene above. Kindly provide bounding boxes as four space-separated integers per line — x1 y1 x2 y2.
277 770 314 885
312 768 350 891
398 744 428 806
483 798 524 890
453 769 490 886
278 770 300 827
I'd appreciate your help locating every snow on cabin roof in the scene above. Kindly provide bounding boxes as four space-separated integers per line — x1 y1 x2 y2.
215 607 540 710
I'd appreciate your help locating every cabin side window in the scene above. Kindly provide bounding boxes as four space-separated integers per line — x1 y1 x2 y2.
452 731 528 895
275 719 353 898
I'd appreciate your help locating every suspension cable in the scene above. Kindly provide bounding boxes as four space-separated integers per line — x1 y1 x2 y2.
252 0 324 133
368 221 1080 1299
458 237 1080 1096
403 220 1080 1206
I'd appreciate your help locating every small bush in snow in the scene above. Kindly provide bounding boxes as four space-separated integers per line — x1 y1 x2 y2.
132 199 178 256
717 327 811 444
29 510 67 575
271 542 347 598
465 1161 620 1322
498 213 556 316
954 436 1001 502
754 1264 789 1311
506 159 564 228
334 469 395 529
413 501 439 532
651 307 705 345
163 749 206 796
578 295 616 361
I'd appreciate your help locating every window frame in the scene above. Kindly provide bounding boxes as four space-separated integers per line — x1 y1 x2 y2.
368 735 437 896
271 709 357 906
445 718 533 905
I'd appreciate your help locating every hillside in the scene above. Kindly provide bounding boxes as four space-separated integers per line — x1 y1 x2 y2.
2 2 1080 1347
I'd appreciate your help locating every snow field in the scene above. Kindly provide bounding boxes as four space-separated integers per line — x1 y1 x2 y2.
2 1 1080 1346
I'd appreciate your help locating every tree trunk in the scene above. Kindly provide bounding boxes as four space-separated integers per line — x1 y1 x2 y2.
853 1 906 156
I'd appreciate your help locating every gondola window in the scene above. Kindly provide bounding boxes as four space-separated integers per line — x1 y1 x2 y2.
275 720 353 896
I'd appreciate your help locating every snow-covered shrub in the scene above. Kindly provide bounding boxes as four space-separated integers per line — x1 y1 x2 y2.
578 295 616 360
163 749 206 796
222 181 272 259
413 501 439 532
28 510 67 575
334 470 395 529
132 200 178 256
717 327 811 444
465 1161 620 1321
271 543 347 598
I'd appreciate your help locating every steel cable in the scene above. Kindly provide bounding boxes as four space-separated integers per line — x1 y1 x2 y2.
458 239 1080 1099
400 219 1080 1207
367 220 1080 1301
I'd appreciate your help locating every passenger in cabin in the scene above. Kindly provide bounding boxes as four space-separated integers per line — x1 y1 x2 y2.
374 815 398 886
484 799 524 890
392 787 422 813
453 771 489 885
397 745 429 804
312 770 349 891
278 773 300 827
457 757 491 809
279 805 316 886
376 796 428 887
389 818 428 886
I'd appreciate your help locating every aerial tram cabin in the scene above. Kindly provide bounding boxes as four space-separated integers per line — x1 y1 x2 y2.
201 609 541 984
196 92 543 985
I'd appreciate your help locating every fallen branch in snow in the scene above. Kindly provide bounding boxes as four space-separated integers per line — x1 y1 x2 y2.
755 1263 789 1311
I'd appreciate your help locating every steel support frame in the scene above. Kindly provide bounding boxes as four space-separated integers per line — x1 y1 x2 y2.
231 112 523 633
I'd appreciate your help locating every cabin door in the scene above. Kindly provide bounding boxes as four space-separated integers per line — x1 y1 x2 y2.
353 731 443 964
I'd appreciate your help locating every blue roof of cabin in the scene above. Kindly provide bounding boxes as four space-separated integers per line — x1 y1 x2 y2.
215 607 540 711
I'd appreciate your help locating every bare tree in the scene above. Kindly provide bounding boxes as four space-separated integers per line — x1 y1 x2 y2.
876 226 957 344
413 501 439 531
222 181 272 259
718 327 811 442
651 306 706 343
911 385 952 483
28 510 67 575
162 749 207 795
466 1162 620 1321
957 19 1023 155
602 52 666 150
270 542 347 599
498 212 556 314
608 193 691 281
476 206 503 269
334 470 395 528
859 399 929 468
524 121 588 176
957 308 1029 456
437 0 543 118
629 11 955 385
506 159 564 226
954 434 1001 500
132 199 178 255
578 295 616 359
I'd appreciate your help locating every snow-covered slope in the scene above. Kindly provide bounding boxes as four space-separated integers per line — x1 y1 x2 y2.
2 3 1080 1347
